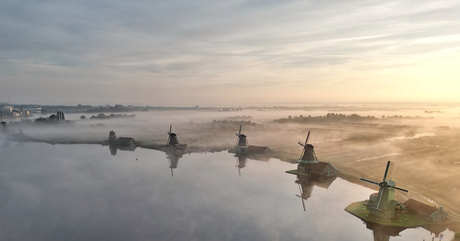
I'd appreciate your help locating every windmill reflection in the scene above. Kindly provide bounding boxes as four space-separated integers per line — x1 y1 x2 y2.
295 175 337 211
166 149 184 177
107 130 137 156
234 154 247 177
233 154 270 177
365 222 406 241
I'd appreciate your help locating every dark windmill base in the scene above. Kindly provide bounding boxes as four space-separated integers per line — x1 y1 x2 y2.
160 144 188 153
345 201 445 228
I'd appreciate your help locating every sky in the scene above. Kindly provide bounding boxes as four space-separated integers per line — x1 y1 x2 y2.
1 0 460 106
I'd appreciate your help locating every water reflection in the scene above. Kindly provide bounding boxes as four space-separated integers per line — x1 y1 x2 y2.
107 143 137 156
363 220 450 241
233 154 271 177
364 222 407 241
295 175 337 211
235 154 247 177
0 142 455 241
166 149 184 177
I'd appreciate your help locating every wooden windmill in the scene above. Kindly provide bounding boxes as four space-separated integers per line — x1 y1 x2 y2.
234 125 248 154
167 124 179 146
360 161 408 219
296 131 319 173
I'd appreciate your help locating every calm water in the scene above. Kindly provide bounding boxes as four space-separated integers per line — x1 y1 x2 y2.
0 142 453 241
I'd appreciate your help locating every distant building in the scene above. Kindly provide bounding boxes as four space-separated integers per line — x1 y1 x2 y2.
1 105 32 118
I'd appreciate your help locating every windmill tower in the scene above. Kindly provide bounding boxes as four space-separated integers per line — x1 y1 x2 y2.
167 125 179 146
234 125 248 154
360 161 408 219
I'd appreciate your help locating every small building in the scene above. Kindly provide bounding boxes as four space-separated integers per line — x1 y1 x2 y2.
116 137 135 146
301 162 337 177
246 145 270 154
403 199 448 222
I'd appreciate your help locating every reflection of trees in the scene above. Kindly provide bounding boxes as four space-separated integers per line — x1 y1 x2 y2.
295 175 336 211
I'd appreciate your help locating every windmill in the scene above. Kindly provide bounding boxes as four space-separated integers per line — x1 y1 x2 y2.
167 124 179 146
296 131 319 173
360 161 408 219
234 125 248 154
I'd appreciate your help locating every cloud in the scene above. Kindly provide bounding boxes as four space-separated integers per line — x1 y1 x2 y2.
1 0 460 105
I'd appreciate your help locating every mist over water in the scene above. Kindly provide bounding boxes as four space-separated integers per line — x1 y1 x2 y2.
0 143 453 240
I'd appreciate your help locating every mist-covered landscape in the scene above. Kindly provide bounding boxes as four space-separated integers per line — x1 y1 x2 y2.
1 103 460 240
2 0 460 240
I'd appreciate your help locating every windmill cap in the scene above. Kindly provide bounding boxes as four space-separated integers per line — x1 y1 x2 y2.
306 144 314 149
386 180 395 186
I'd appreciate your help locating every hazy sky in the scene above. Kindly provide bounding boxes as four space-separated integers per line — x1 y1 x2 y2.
1 0 460 106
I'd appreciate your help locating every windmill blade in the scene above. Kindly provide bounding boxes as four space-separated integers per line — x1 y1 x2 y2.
298 141 304 147
301 197 306 211
392 186 408 192
295 187 306 212
360 178 380 186
386 162 395 181
238 125 242 136
235 133 239 137
170 124 172 133
305 131 310 146
383 161 391 182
